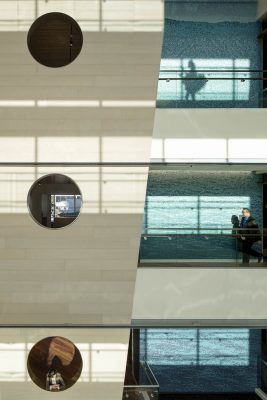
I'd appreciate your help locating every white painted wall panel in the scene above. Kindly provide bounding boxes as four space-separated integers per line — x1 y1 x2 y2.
133 268 267 322
152 109 267 162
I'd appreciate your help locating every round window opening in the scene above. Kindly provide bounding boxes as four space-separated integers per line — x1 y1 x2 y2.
27 336 83 392
27 174 82 229
27 12 83 68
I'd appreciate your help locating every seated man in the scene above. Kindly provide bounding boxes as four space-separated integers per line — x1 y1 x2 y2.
46 368 66 391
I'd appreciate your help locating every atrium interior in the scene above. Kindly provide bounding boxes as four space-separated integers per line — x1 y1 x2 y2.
0 1 267 400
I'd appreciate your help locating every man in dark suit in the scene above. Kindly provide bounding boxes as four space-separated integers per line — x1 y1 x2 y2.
239 208 262 264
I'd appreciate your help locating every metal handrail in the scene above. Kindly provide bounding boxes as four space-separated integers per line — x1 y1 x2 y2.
142 227 265 238
159 69 267 81
142 234 264 237
142 228 264 231
123 385 158 389
159 77 267 81
160 69 267 73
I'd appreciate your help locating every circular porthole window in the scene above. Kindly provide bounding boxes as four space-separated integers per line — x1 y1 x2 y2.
27 12 83 67
27 174 82 229
27 336 83 392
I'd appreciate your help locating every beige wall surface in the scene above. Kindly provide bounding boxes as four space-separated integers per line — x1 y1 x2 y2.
0 0 163 325
0 166 148 324
0 328 129 400
0 1 163 399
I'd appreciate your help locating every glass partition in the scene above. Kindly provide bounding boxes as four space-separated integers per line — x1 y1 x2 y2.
140 167 266 267
158 69 263 108
138 328 263 394
139 228 265 267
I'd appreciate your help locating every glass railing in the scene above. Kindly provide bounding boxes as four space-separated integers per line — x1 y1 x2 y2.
139 228 266 267
138 355 261 395
157 69 264 108
255 356 267 399
123 362 159 400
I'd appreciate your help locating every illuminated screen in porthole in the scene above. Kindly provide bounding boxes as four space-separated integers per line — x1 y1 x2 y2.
27 174 82 229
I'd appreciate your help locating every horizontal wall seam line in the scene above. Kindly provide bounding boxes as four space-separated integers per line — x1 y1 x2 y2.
1 162 267 167
0 320 267 328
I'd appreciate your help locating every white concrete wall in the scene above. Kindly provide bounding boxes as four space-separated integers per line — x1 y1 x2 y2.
0 0 163 32
0 328 128 400
133 268 267 323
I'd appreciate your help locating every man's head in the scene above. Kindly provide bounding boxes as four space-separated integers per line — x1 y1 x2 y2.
48 369 57 376
242 208 251 218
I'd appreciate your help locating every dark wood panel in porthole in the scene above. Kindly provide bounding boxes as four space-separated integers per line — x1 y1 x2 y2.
27 12 83 68
27 336 83 392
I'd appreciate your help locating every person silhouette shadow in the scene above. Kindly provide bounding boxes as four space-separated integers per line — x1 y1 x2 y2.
181 60 207 101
